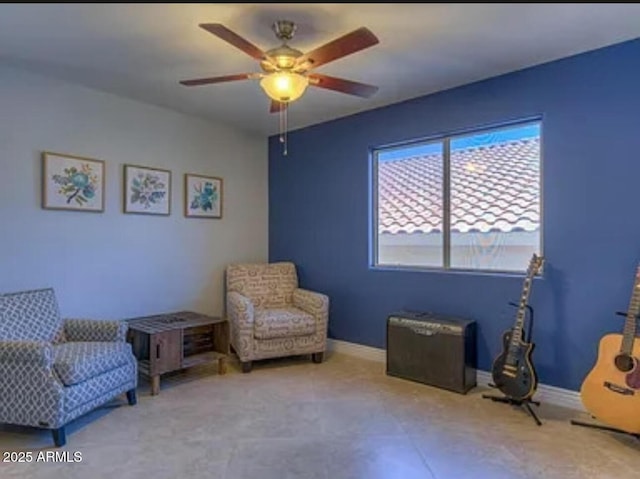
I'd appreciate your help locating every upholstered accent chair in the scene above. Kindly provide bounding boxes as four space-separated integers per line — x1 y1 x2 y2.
226 262 329 373
0 288 137 447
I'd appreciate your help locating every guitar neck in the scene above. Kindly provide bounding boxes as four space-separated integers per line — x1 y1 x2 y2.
511 276 533 343
510 255 543 344
622 267 640 354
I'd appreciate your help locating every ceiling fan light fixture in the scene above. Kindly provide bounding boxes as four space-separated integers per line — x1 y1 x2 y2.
260 71 309 103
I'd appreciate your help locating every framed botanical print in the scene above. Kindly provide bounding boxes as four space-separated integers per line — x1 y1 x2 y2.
123 164 171 215
42 151 105 212
184 173 223 219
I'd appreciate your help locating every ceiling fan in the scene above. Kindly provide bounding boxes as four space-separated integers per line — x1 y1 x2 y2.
179 20 380 113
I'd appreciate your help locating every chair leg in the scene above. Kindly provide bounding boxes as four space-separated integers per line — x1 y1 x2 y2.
52 427 66 447
126 388 137 406
241 361 253 373
312 352 324 364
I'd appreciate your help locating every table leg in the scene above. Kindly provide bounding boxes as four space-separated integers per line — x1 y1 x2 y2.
218 358 227 374
218 357 227 375
151 375 160 395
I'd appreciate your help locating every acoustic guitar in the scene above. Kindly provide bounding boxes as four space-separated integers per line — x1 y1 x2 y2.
491 253 544 401
580 264 640 434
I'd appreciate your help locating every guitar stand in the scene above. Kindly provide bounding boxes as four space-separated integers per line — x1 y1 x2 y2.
570 419 640 440
482 389 542 426
568 309 640 440
482 303 542 426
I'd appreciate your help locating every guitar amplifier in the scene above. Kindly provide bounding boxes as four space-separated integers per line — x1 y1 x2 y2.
386 311 477 394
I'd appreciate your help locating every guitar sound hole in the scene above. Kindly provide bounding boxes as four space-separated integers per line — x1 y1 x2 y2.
614 354 635 372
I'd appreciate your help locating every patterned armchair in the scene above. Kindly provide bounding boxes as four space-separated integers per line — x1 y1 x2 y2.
0 288 137 447
226 262 329 373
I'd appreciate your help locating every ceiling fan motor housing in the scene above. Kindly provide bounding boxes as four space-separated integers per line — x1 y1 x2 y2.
263 45 304 71
262 20 303 71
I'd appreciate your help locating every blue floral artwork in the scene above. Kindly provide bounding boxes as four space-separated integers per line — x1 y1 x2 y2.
43 152 104 212
52 164 98 206
185 174 222 218
124 165 171 215
190 181 217 211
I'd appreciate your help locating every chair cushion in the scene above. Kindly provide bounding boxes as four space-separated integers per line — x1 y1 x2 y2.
0 288 62 342
254 307 316 340
53 342 132 386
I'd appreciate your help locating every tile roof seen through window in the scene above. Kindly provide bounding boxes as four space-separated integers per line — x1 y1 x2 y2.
378 138 540 234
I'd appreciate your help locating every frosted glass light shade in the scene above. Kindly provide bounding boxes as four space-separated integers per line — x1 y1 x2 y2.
260 72 309 103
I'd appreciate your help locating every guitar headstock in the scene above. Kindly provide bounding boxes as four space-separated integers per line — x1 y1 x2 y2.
527 253 544 278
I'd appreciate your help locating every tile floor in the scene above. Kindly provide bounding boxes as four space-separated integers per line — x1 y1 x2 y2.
1 352 640 479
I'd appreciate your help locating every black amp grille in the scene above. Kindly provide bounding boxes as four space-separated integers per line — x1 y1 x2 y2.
386 311 477 394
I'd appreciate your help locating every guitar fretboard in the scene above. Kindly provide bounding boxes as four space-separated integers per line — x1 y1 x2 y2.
621 267 640 355
509 255 543 350
511 278 532 344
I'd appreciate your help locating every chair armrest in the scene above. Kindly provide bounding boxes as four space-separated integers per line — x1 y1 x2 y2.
63 318 128 342
0 340 52 368
0 341 64 429
227 292 255 361
227 292 254 328
293 288 329 318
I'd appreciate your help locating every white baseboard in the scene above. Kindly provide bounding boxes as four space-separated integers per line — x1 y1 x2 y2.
328 338 387 363
327 338 584 411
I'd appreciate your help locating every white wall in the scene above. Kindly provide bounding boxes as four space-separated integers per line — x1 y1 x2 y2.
0 65 268 319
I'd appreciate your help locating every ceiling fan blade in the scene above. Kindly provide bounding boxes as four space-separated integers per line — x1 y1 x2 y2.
270 100 288 114
296 27 379 70
179 73 254 87
199 23 267 61
308 73 379 98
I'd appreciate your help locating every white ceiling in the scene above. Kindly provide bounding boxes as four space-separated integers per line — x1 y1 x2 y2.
1 4 640 136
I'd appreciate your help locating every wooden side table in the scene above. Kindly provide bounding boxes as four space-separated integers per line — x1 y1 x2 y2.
126 311 229 395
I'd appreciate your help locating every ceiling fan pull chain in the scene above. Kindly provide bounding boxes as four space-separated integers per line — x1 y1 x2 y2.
284 105 288 156
279 106 282 141
279 104 288 156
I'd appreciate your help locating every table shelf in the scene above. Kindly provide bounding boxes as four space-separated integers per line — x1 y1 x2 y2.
182 351 226 369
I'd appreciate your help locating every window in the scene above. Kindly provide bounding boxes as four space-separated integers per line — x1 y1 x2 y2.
373 121 541 273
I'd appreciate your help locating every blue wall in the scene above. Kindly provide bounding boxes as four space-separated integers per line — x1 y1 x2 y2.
269 38 640 391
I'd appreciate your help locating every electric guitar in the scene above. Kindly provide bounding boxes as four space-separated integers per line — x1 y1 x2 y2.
491 253 544 401
580 264 640 434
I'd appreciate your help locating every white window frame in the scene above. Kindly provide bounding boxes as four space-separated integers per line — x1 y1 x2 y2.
371 119 543 275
